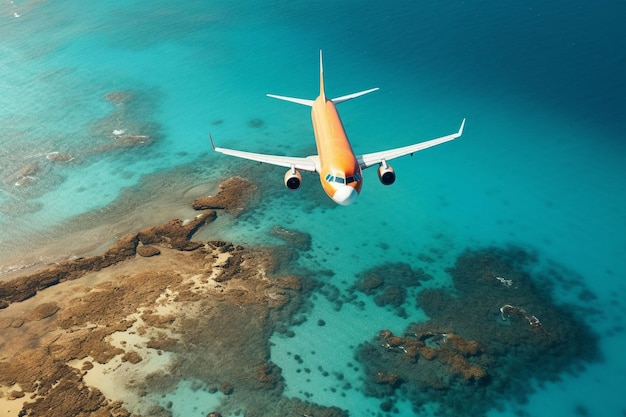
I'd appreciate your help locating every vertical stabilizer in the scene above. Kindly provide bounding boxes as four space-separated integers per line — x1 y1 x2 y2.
266 50 329 107
319 50 326 101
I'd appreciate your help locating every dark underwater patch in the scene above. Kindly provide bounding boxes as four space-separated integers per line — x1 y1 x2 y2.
355 246 602 417
248 118 264 128
350 262 432 317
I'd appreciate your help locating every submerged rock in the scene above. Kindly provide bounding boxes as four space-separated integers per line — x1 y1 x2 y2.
6 163 39 187
248 118 264 128
104 90 134 105
89 89 163 155
352 262 432 314
270 226 312 251
192 176 258 216
121 351 143 364
27 302 60 320
46 151 74 162
136 245 161 257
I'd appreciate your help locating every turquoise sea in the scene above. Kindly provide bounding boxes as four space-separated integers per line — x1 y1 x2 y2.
1 1 625 416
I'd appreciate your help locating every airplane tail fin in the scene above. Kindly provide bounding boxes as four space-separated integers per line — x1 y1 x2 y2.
266 50 379 106
319 50 326 101
326 50 378 104
265 50 325 107
321 50 379 104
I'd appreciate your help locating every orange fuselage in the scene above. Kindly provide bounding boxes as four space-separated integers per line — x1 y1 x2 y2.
311 97 363 200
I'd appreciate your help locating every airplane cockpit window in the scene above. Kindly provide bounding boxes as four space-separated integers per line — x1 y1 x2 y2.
326 173 361 184
346 173 362 184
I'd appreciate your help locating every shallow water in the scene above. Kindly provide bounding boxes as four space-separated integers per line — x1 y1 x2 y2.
1 1 625 416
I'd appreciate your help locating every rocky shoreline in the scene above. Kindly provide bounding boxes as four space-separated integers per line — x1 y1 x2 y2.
0 177 344 417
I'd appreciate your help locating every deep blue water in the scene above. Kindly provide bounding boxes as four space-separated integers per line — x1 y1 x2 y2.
1 1 625 416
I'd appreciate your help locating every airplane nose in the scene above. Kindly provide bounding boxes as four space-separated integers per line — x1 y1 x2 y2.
332 185 358 206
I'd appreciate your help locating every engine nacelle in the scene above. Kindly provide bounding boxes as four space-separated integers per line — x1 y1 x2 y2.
378 163 396 185
284 168 302 190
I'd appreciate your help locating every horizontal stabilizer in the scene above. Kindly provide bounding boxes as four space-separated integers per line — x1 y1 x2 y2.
331 87 379 104
266 93 314 107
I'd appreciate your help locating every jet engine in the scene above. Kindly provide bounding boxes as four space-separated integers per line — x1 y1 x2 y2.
377 161 396 185
284 168 302 190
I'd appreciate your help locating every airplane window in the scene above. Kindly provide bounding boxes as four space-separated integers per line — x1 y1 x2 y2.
346 176 354 183
335 177 345 184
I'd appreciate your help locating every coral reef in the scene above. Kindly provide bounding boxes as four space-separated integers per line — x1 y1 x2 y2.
357 327 486 401
356 246 601 416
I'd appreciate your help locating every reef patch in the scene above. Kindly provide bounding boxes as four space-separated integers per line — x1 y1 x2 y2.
350 262 432 317
355 246 601 416
90 89 163 153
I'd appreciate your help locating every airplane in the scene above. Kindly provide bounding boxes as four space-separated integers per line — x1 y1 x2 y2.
210 51 465 206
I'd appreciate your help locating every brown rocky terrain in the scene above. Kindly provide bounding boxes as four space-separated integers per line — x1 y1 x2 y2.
191 176 259 215
0 176 345 417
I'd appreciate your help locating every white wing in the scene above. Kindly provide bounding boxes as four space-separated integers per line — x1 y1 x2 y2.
209 135 319 172
357 119 465 169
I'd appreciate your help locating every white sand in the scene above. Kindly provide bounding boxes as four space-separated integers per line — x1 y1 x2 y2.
67 308 177 415
0 384 30 416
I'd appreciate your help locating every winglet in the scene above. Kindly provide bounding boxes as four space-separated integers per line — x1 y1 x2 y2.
458 118 466 136
209 133 216 150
